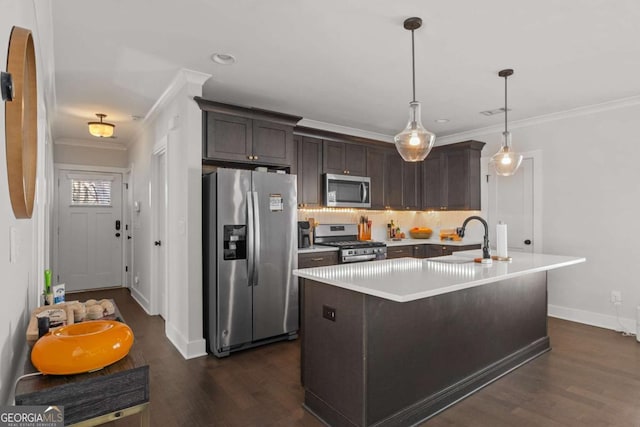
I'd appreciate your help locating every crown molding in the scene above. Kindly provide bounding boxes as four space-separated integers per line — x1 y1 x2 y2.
134 68 211 144
298 119 394 143
437 95 640 145
54 137 127 151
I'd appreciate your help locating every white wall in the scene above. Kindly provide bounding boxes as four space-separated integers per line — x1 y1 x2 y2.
440 102 640 332
0 0 55 404
127 69 210 359
53 142 128 168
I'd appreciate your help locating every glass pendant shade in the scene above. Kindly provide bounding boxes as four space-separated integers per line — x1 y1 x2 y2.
88 113 115 138
490 131 523 176
394 101 435 162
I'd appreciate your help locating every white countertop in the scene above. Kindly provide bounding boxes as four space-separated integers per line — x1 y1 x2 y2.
293 250 585 303
298 245 339 254
385 238 483 247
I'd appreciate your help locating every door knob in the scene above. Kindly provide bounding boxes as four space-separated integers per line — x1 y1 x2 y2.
154 240 162 246
115 233 121 237
524 239 532 245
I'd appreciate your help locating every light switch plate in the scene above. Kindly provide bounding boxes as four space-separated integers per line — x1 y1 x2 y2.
9 226 17 263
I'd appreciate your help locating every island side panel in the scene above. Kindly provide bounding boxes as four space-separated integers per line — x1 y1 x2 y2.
303 279 366 427
364 271 549 425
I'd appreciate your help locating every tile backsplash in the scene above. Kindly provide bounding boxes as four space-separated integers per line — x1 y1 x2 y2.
297 209 485 242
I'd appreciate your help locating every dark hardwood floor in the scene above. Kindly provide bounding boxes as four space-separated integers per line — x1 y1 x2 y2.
68 288 640 426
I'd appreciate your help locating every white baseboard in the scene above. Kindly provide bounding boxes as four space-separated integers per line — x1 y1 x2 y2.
165 321 207 360
130 288 151 315
548 304 637 335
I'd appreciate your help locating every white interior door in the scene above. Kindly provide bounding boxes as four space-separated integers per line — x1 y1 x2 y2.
58 170 123 291
124 170 133 288
154 151 167 318
487 156 537 253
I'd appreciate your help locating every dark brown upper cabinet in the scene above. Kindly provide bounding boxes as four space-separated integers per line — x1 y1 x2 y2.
323 141 367 176
196 97 301 168
296 135 323 208
402 160 421 210
383 149 422 210
366 148 386 209
421 141 485 211
384 150 404 209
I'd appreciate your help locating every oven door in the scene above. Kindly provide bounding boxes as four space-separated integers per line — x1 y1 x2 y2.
324 174 371 208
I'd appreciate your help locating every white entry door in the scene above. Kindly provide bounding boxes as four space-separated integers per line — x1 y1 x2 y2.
58 170 123 291
486 156 537 253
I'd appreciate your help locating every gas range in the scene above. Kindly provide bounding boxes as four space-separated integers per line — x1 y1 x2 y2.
314 224 387 263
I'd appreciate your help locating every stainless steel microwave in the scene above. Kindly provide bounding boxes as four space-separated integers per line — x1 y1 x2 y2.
324 174 371 208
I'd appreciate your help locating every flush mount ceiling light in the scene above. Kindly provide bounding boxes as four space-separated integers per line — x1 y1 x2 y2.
490 69 523 176
394 17 436 162
211 53 236 65
88 113 115 138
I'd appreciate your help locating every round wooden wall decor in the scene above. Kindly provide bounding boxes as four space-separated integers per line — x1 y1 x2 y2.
5 26 37 219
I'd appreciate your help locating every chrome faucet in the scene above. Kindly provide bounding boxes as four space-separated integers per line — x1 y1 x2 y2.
457 216 491 260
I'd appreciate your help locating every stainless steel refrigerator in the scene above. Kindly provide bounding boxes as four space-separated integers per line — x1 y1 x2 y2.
203 168 298 357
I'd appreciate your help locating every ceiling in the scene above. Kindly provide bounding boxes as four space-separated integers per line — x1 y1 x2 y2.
50 0 640 146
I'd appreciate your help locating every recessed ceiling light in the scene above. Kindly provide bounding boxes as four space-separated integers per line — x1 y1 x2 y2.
435 119 450 123
211 53 236 65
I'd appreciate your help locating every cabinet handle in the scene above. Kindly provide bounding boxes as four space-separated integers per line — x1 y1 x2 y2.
248 155 253 160
311 257 325 261
254 155 259 160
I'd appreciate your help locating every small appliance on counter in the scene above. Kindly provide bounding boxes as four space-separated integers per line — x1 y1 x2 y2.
298 221 312 248
315 224 386 263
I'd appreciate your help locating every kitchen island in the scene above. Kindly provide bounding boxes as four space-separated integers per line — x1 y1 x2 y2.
293 251 585 426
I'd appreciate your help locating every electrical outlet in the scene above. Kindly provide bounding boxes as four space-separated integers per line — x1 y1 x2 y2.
323 305 336 322
611 290 622 305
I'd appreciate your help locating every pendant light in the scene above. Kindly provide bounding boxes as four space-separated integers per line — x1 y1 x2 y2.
394 17 435 162
490 69 523 176
88 113 115 138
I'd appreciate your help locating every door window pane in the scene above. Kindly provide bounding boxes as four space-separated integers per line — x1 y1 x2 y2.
71 179 112 206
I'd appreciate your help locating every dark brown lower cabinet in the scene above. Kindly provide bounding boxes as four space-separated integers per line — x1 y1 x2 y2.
302 271 549 426
386 245 413 259
425 243 482 257
387 244 481 259
298 251 339 268
297 250 339 387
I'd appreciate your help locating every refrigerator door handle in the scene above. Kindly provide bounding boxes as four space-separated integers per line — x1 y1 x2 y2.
246 191 255 286
252 191 260 286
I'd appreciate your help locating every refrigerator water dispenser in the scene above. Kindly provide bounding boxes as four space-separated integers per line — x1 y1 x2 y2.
223 225 246 260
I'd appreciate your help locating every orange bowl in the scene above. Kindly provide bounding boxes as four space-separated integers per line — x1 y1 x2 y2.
31 320 134 375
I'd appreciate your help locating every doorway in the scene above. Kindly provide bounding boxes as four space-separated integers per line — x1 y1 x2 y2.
56 169 124 291
483 151 543 254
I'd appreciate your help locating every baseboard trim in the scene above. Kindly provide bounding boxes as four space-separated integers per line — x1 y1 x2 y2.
130 288 151 315
165 321 207 360
548 304 636 334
